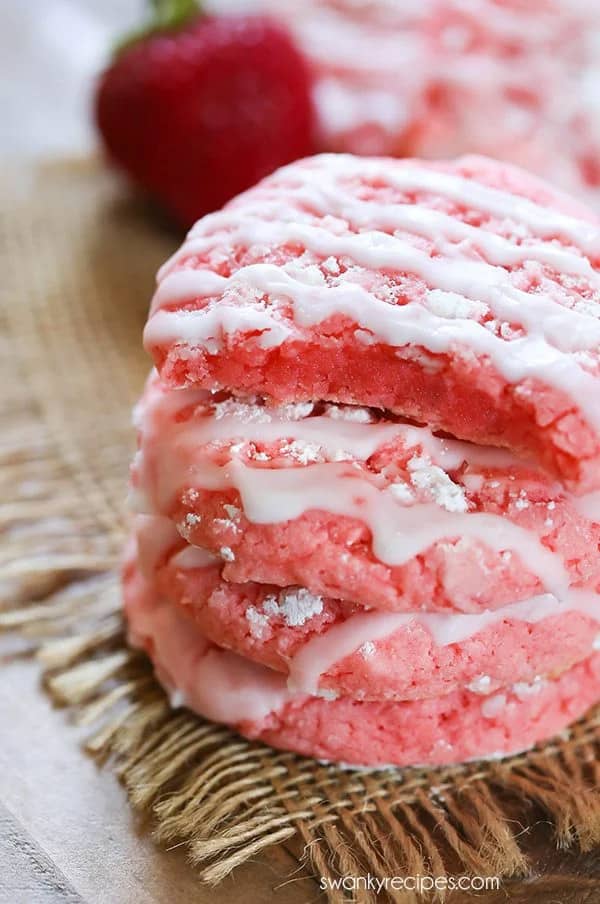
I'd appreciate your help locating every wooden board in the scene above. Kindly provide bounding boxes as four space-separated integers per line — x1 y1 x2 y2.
0 649 320 904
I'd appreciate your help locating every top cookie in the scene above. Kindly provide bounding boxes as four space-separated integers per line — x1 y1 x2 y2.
144 153 600 492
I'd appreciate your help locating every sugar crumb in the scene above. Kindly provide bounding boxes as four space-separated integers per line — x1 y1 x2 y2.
389 481 414 504
280 440 322 465
224 504 241 520
425 289 488 320
408 455 468 513
277 587 323 627
326 404 373 424
322 256 340 275
246 606 269 639
467 675 492 694
278 401 314 420
360 641 376 659
214 397 270 423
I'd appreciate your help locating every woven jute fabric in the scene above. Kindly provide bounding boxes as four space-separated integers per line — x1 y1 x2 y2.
3 158 600 903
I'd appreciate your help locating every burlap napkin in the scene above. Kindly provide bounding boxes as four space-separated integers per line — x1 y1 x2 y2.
2 158 600 903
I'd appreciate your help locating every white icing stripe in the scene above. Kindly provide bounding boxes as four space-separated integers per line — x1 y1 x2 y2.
134 385 569 603
167 218 600 352
137 384 520 472
228 461 569 599
187 185 600 286
132 518 598 703
145 263 600 429
148 289 292 350
151 267 226 311
288 590 600 694
148 154 600 437
128 581 291 723
283 155 600 255
135 442 569 603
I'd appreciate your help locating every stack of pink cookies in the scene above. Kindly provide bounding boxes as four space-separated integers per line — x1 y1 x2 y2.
125 152 600 767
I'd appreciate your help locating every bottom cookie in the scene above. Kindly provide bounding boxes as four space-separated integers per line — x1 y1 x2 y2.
124 558 600 768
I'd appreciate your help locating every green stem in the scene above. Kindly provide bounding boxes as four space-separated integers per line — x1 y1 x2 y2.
114 0 201 56
149 0 200 30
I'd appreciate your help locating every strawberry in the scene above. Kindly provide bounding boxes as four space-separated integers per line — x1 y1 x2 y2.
95 0 316 228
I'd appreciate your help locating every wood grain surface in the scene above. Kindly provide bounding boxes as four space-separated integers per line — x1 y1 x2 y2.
2 639 600 904
0 644 321 904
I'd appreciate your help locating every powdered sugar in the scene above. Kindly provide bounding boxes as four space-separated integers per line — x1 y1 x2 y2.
214 397 271 423
278 401 315 420
280 440 323 465
407 455 468 513
425 289 488 320
277 587 324 627
223 503 241 520
360 641 376 659
178 512 202 540
467 675 492 694
513 490 530 511
246 606 270 639
248 587 324 630
388 480 414 504
481 693 507 719
325 404 374 424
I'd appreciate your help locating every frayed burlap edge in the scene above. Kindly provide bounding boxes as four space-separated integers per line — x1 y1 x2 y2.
3 158 600 903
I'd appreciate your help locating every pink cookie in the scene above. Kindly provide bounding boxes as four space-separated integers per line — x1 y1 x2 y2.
143 153 600 492
133 517 600 703
131 371 600 613
206 0 600 205
124 557 600 768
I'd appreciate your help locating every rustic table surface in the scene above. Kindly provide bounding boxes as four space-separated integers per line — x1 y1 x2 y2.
0 649 321 904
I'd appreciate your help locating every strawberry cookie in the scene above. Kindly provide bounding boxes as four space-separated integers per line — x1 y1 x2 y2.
132 517 600 703
131 371 600 613
209 0 600 205
124 556 600 768
144 154 600 492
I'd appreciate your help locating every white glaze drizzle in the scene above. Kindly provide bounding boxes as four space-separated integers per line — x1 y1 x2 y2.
132 517 599 702
184 183 600 286
145 263 600 429
133 378 570 602
280 155 600 254
136 376 521 471
233 461 567 597
129 542 600 722
146 155 600 431
287 590 600 693
136 447 568 603
164 152 600 298
160 218 600 353
127 573 292 723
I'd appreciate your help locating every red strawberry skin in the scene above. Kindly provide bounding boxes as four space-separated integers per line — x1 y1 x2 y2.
95 15 316 227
